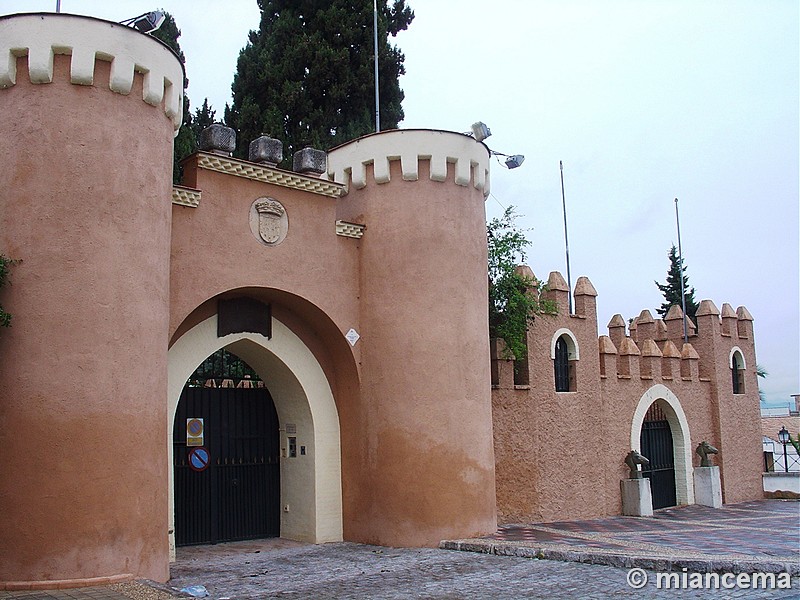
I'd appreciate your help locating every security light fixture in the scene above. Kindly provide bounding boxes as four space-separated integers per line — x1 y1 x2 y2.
121 11 166 34
465 122 524 169
504 154 525 169
471 121 492 142
491 150 525 170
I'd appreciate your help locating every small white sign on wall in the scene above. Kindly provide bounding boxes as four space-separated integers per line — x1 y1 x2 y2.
345 328 360 346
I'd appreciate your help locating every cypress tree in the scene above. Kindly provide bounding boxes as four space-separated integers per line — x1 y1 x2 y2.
655 244 699 321
226 0 414 165
150 12 195 183
192 99 217 140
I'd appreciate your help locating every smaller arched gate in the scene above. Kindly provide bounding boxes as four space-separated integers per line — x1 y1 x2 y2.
640 402 677 510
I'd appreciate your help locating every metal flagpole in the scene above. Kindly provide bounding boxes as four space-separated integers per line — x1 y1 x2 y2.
674 197 688 343
560 161 573 314
56 0 61 12
373 0 380 132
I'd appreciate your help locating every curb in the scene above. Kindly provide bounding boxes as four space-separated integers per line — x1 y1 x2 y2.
0 573 133 591
439 540 800 576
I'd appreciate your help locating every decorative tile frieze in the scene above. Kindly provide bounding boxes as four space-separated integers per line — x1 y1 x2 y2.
172 186 201 207
335 220 366 239
196 153 343 198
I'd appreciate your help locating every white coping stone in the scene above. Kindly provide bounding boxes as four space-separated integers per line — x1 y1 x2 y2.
762 472 800 494
326 129 492 197
693 466 723 508
0 13 184 132
621 478 654 517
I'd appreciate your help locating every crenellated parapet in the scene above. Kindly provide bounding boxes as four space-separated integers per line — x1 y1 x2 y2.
537 271 599 320
494 263 759 391
326 129 491 197
0 13 185 131
599 299 755 384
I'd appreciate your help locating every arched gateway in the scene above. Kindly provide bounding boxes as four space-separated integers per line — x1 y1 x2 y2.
167 314 344 555
630 384 695 507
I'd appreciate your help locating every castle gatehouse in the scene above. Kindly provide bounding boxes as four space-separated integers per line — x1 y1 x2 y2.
0 12 762 589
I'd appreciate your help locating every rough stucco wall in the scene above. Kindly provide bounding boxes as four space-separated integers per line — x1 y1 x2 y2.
337 157 497 546
493 286 606 523
493 281 764 524
0 55 173 582
691 311 764 503
169 163 361 345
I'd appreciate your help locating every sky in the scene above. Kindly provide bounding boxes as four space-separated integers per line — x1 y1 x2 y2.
4 1 798 407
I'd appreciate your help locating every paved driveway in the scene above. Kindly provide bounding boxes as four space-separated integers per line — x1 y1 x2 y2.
168 540 800 599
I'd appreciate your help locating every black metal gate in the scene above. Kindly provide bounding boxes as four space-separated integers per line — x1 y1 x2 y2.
640 403 677 510
173 361 280 546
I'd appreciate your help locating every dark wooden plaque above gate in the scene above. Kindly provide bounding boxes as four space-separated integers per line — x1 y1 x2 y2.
217 298 271 338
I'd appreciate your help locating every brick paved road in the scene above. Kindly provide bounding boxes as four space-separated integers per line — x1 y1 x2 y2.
169 541 800 599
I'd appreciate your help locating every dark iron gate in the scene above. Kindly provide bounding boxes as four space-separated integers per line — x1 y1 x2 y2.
173 354 280 546
639 403 677 510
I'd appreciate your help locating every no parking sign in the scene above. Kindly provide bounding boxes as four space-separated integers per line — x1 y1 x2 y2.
188 447 210 472
186 417 204 447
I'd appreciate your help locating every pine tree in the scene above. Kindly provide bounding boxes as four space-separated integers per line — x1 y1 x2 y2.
655 244 699 320
225 0 414 165
150 12 195 183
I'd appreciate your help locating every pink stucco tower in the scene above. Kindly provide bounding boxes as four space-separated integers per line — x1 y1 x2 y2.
0 13 183 586
327 130 498 545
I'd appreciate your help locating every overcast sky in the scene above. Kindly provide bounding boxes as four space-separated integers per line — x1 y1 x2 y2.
5 1 798 406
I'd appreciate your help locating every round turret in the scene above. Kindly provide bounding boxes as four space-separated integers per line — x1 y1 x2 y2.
0 13 183 586
327 130 497 545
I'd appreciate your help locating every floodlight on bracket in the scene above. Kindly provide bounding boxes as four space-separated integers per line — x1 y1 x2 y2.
463 121 491 142
491 150 525 170
463 122 524 169
120 11 166 34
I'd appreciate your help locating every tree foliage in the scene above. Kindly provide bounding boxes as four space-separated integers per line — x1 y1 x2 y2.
226 0 414 165
188 349 260 387
192 99 217 139
0 254 15 328
488 208 556 360
655 244 699 321
149 11 196 183
757 364 767 403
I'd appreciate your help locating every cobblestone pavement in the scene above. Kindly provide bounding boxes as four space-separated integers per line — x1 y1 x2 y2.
3 500 798 599
167 540 800 599
443 499 800 575
0 581 175 600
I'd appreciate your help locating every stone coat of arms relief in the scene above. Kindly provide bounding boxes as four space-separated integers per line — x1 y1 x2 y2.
249 197 288 246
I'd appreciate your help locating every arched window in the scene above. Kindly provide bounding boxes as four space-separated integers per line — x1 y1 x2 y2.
551 330 579 392
731 350 745 394
554 336 571 391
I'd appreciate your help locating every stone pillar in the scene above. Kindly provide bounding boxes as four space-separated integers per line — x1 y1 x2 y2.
327 130 496 546
693 466 723 508
621 479 654 517
0 14 183 586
